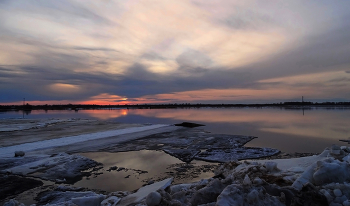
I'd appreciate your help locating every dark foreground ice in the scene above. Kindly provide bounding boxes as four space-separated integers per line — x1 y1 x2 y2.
102 128 279 163
6 145 350 206
0 119 286 205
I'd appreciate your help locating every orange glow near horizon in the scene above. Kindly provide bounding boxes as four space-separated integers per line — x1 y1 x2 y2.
2 69 349 107
80 109 129 120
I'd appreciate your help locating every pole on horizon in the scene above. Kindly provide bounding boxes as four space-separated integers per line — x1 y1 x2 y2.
23 98 25 119
302 96 304 116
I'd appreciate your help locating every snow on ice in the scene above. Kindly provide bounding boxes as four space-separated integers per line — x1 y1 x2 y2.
0 124 168 158
3 145 348 205
4 119 350 205
1 153 98 183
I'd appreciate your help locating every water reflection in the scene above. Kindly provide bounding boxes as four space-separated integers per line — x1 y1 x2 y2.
79 109 129 120
124 108 350 152
1 108 349 153
128 108 348 139
75 150 216 192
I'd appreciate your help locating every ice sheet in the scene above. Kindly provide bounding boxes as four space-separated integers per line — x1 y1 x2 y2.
0 124 167 158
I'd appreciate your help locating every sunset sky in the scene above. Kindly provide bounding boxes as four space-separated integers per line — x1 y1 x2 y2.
1 0 350 105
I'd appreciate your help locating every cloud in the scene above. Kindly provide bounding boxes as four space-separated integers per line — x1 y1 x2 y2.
72 47 119 52
1 0 350 103
244 15 350 81
220 9 279 31
176 49 212 71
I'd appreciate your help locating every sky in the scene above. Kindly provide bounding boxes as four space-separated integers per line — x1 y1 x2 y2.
1 0 350 105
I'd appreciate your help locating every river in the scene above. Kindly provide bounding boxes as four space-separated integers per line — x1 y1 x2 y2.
2 107 349 153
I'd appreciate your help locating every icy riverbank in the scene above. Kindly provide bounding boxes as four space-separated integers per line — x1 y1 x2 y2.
0 124 168 158
0 118 298 205
4 145 350 206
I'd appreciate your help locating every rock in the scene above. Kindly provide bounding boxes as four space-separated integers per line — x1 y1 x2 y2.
264 161 278 172
14 151 25 157
333 189 342 197
101 196 121 206
146 192 162 206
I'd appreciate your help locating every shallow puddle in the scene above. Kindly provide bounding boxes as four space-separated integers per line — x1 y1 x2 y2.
75 150 218 192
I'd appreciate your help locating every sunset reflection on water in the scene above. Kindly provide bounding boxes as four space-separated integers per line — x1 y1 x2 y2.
2 107 350 153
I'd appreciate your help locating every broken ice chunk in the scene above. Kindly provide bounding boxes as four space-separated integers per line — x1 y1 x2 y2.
243 175 252 185
264 162 278 172
101 196 121 206
118 178 173 206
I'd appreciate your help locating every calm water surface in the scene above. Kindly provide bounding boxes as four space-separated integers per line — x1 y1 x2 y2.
74 150 217 192
1 107 349 153
2 107 350 192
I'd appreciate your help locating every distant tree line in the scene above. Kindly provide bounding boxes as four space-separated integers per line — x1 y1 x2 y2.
1 101 350 111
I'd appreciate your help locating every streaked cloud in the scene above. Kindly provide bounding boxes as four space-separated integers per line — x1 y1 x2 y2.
1 0 350 104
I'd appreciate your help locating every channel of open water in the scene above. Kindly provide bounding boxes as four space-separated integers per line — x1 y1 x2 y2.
2 107 349 153
1 107 350 192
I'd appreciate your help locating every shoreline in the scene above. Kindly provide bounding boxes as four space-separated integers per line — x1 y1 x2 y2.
1 118 348 205
2 102 350 112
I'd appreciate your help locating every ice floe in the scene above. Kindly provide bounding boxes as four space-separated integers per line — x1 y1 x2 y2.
0 119 71 132
5 144 350 206
0 153 98 183
36 187 105 206
118 178 173 206
106 128 280 163
195 147 280 162
0 124 168 158
105 145 350 206
4 119 350 205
